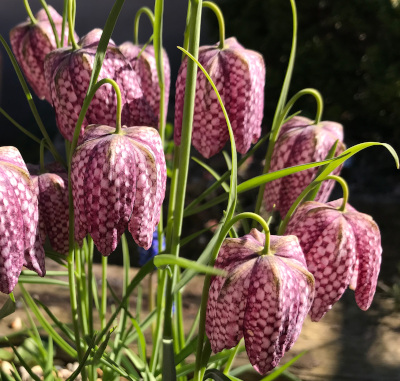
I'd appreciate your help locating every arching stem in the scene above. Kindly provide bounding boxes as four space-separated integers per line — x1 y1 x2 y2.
39 139 46 174
39 0 61 48
68 0 78 49
325 175 349 211
23 0 37 24
134 7 155 45
203 1 225 49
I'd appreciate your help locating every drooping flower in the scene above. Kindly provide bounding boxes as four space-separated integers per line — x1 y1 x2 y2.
71 124 166 255
174 37 265 158
28 163 69 255
206 229 314 374
263 116 345 218
285 199 382 321
44 29 157 142
119 42 171 127
10 6 77 102
0 147 45 294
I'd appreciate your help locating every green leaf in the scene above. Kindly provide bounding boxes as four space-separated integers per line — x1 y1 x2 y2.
162 338 177 381
18 276 69 287
0 294 16 319
203 368 234 381
154 254 226 276
10 343 41 381
129 317 147 362
92 329 114 366
260 351 306 381
192 157 230 192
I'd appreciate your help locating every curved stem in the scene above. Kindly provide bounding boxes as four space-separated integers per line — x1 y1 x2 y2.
134 7 155 45
282 88 324 125
61 0 68 47
39 0 60 48
67 0 78 49
325 175 349 211
23 0 37 24
253 0 298 219
203 1 225 49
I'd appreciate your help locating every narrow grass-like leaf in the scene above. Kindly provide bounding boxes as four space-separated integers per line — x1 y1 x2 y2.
180 223 220 247
18 276 69 287
129 317 147 362
203 369 235 381
192 157 229 192
260 351 306 381
10 344 41 381
124 310 157 346
0 294 16 319
162 338 177 381
154 254 226 276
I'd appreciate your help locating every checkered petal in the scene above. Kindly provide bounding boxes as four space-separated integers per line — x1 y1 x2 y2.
119 42 171 127
174 38 265 158
263 116 345 218
206 231 314 375
44 29 157 142
10 6 77 102
0 147 44 293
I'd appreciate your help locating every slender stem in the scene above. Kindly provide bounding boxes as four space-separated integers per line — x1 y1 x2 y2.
39 0 61 48
61 0 68 47
86 236 94 337
325 175 349 211
101 256 108 330
253 0 298 219
182 1 192 60
67 0 79 49
134 7 155 45
223 342 241 374
202 1 225 49
39 139 46 174
282 88 323 125
23 0 37 24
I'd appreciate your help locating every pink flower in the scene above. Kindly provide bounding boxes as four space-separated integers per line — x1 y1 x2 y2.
44 29 157 142
206 229 314 374
263 116 345 218
0 147 45 293
71 125 166 255
286 199 382 321
10 6 77 102
174 37 265 158
119 42 171 127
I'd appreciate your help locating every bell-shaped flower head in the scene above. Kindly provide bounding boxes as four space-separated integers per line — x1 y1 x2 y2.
206 229 314 374
71 125 166 255
174 37 265 158
10 6 78 102
263 116 345 218
28 163 69 255
285 199 382 321
44 29 157 142
119 42 171 127
0 147 45 293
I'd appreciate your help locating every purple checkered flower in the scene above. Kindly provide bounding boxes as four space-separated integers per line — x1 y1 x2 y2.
263 116 345 219
10 6 77 102
28 164 69 255
286 199 382 321
44 29 157 142
174 37 265 158
119 42 171 127
206 229 314 374
71 124 166 255
0 147 45 294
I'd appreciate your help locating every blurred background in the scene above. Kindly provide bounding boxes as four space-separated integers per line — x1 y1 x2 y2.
0 1 399 379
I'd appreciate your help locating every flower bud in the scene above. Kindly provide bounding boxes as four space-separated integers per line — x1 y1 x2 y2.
71 125 166 255
263 116 345 218
10 6 77 102
206 229 314 374
286 199 382 321
174 37 265 158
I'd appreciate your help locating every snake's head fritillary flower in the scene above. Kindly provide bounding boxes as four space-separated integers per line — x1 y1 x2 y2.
44 29 157 142
0 147 45 294
174 37 265 158
71 124 166 255
206 229 314 374
119 42 171 127
263 116 346 218
10 6 78 102
285 199 382 321
28 163 69 255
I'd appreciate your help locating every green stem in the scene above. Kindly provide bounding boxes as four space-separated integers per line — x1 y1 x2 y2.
202 1 225 49
39 0 61 48
23 0 37 24
67 0 79 49
282 88 323 125
325 175 349 211
39 139 46 174
134 7 155 45
182 1 191 60
61 0 68 46
86 236 94 337
253 0 298 219
101 256 108 330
